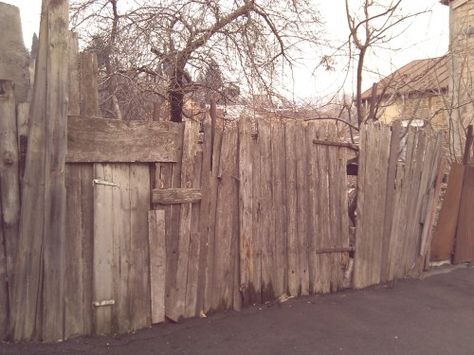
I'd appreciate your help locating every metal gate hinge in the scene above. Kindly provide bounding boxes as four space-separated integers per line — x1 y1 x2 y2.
93 179 119 187
93 299 115 307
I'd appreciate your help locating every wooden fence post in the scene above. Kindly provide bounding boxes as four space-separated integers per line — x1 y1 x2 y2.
11 0 69 342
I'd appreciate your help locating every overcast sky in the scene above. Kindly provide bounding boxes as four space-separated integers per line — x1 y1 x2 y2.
2 0 450 101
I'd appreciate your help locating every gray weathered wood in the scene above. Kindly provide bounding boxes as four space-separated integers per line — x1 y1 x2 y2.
93 164 115 335
0 80 20 297
271 120 287 298
213 127 239 310
129 165 151 330
67 116 181 163
167 121 199 321
12 0 69 341
238 117 253 304
152 188 202 204
79 52 99 117
285 120 299 296
148 210 166 324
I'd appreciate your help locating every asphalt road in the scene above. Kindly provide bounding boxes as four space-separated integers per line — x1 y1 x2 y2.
2 266 473 355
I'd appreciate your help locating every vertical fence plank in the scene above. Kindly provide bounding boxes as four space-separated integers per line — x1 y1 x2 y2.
430 163 464 261
271 120 288 297
185 143 203 317
93 164 114 335
295 122 309 296
196 118 212 314
12 0 69 341
0 80 20 306
285 120 299 296
213 127 239 310
259 119 275 300
129 164 151 330
250 121 262 304
203 123 223 312
111 164 132 334
148 210 166 324
167 121 199 321
238 117 253 304
354 123 390 289
453 165 474 264
380 122 401 282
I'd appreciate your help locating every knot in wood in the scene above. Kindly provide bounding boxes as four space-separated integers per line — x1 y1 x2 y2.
3 151 15 165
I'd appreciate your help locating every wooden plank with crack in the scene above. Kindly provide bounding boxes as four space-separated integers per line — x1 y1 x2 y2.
67 116 182 163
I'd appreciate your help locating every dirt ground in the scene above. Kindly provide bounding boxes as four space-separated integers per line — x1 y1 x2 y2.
2 266 473 355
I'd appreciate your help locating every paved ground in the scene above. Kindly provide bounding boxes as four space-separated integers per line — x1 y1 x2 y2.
1 266 474 355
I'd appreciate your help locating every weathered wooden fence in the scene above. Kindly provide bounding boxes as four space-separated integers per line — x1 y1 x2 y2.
0 1 446 343
354 122 445 288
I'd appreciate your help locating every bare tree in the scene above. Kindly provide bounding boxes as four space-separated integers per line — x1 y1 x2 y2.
344 0 425 126
71 0 321 122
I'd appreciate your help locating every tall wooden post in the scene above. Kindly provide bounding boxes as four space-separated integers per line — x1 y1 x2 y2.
11 0 69 342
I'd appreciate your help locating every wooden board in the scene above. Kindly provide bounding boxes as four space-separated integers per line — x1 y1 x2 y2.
430 163 464 261
129 165 151 330
148 210 166 324
152 188 202 204
185 143 203 318
203 123 223 312
295 122 309 296
259 119 276 301
238 117 254 304
213 127 239 310
453 165 474 264
67 116 181 163
270 120 287 298
65 164 94 338
92 164 115 335
166 121 199 321
0 205 7 339
0 80 20 297
354 123 391 289
285 120 299 296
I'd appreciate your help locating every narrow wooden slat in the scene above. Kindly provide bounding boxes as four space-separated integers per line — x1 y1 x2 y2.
184 144 203 318
430 163 464 261
285 120 299 296
354 123 390 289
67 116 181 163
249 121 262 304
93 164 115 335
196 118 213 314
314 124 331 293
306 123 320 294
67 32 80 116
203 123 223 312
295 121 309 296
0 204 7 339
148 210 166 324
152 188 201 204
259 119 275 301
271 120 287 298
238 117 253 304
110 164 131 334
0 81 20 298
167 121 199 321
380 122 401 282
79 52 99 117
453 165 474 264
65 165 91 338
391 128 417 279
129 165 151 330
213 127 239 310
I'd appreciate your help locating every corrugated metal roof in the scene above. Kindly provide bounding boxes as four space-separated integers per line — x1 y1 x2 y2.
361 56 449 101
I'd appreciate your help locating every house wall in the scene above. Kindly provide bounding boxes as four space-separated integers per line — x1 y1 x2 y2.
374 94 449 130
448 0 474 157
